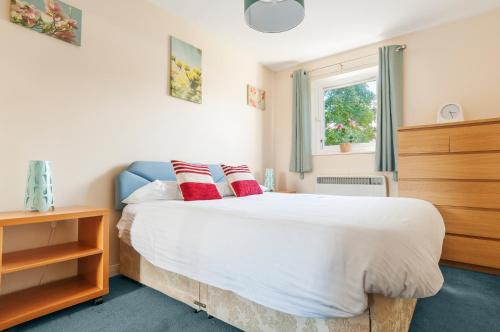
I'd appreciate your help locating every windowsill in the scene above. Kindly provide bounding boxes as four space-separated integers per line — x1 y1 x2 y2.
313 150 375 156
313 143 376 156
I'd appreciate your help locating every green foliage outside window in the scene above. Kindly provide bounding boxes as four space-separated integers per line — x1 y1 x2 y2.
324 81 377 145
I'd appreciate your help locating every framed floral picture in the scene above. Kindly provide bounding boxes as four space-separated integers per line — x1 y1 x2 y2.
170 37 202 104
247 85 266 111
10 0 82 46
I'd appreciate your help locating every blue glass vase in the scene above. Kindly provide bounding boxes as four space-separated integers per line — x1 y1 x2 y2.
25 160 54 212
264 168 275 192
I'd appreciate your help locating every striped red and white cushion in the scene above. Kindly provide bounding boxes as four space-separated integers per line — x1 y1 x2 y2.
171 160 222 201
221 164 263 197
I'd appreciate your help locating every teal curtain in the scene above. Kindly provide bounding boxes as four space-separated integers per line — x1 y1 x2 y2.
375 46 404 180
290 69 312 179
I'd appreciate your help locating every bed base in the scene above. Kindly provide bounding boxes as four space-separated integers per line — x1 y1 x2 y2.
120 242 416 332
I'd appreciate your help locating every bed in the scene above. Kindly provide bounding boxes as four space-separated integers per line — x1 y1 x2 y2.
116 161 445 332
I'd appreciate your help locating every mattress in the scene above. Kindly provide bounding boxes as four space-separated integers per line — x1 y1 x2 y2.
117 193 444 318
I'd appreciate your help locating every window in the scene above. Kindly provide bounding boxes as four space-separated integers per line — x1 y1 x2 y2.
311 67 378 155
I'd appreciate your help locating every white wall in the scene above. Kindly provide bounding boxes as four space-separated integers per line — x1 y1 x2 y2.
0 0 273 293
271 8 500 195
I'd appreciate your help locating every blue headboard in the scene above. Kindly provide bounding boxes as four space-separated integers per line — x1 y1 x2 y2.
115 161 226 210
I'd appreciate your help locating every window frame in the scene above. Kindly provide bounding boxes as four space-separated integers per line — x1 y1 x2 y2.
311 66 378 156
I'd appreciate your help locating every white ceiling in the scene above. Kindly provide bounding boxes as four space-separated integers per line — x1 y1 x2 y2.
152 0 500 71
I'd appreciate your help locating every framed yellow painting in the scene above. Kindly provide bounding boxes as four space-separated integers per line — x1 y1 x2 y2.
170 37 202 104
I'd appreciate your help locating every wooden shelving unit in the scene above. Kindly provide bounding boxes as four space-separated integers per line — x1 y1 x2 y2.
0 206 109 330
2 242 103 274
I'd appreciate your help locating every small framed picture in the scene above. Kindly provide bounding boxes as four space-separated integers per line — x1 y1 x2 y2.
247 85 266 111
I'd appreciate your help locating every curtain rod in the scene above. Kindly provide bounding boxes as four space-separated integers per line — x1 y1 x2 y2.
290 44 407 78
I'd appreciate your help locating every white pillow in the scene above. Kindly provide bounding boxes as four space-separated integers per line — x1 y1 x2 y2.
216 182 235 197
122 180 181 204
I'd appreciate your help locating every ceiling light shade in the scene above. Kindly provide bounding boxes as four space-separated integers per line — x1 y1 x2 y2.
244 0 305 33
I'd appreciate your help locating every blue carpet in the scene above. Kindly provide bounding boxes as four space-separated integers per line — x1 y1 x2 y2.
410 266 500 332
10 277 240 332
9 266 500 332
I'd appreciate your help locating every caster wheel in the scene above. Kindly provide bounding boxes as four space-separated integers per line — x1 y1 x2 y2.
207 314 214 319
93 297 104 305
193 309 201 313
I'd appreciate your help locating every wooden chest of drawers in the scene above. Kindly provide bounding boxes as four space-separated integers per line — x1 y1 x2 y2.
398 118 500 273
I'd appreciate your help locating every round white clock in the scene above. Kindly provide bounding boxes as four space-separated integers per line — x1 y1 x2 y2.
437 103 464 123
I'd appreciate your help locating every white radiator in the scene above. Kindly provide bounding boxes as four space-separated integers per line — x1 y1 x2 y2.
315 176 387 197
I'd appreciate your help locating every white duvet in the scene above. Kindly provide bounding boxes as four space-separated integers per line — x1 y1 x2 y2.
118 193 445 318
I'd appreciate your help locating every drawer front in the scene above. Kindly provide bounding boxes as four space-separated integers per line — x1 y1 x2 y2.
438 207 500 239
450 123 500 153
442 235 500 268
398 153 500 180
398 129 449 154
399 180 500 209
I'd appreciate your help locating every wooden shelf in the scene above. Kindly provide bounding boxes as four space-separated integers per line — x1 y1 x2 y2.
0 206 109 330
0 206 109 227
2 242 103 275
0 277 104 329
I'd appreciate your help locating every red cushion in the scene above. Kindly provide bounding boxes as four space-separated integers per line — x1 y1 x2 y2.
221 165 263 197
172 160 222 201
